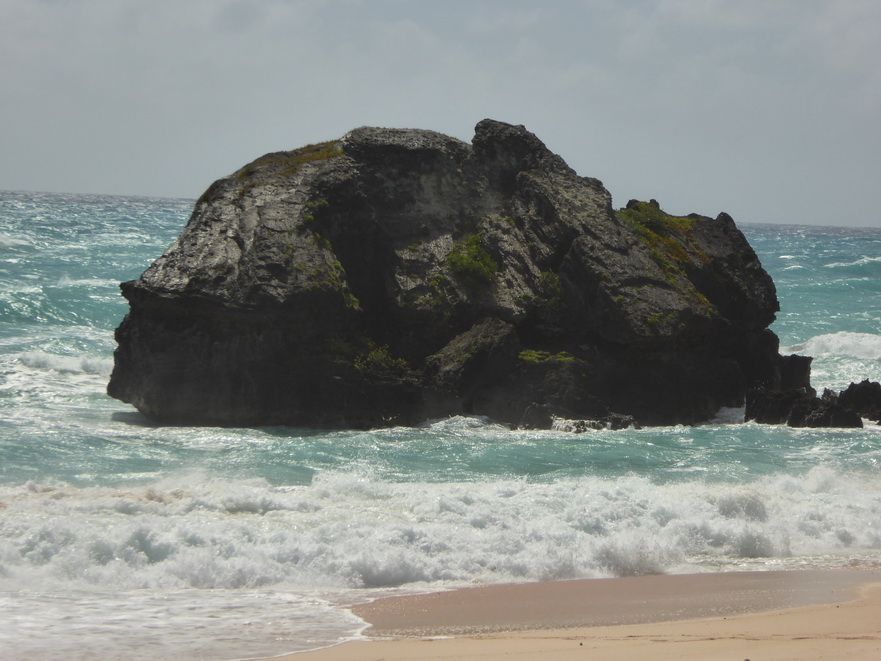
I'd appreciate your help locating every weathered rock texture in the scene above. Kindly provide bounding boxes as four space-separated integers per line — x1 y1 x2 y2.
746 378 881 428
109 120 798 428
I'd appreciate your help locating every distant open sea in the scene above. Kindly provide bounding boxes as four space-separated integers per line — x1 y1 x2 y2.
1 190 880 660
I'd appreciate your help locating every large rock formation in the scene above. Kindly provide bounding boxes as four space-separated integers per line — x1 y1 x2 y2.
109 119 798 428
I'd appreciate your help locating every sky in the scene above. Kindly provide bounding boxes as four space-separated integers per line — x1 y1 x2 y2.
2 0 880 227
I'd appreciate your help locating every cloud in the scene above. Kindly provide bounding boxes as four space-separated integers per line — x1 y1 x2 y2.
465 5 543 35
0 0 879 226
658 0 792 30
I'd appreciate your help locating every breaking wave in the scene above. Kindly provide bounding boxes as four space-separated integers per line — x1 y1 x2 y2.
17 351 114 376
788 332 881 361
2 466 878 596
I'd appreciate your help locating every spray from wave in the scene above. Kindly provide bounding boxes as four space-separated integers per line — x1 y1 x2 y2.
17 351 114 376
788 332 881 360
786 332 881 390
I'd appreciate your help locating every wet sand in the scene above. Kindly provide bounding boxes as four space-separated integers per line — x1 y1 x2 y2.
267 569 881 660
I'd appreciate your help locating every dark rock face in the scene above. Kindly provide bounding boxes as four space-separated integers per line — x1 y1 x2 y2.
838 380 881 422
786 389 863 428
747 387 862 428
109 119 794 428
745 374 881 429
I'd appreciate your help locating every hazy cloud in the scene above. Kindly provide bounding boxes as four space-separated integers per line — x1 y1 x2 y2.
1 0 879 226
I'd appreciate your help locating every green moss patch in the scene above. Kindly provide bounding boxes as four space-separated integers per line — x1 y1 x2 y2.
617 200 712 283
446 234 498 288
236 142 344 182
617 201 718 324
354 341 410 375
618 200 696 236
519 349 575 364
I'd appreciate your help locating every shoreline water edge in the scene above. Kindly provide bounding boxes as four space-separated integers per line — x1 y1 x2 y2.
273 570 881 661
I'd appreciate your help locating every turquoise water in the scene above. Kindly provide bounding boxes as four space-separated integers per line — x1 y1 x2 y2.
1 190 880 660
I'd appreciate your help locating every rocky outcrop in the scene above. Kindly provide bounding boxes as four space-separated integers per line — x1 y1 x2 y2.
745 370 881 428
109 119 797 428
746 387 863 428
838 380 881 422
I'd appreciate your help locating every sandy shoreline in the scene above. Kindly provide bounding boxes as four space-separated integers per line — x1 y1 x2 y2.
266 569 881 660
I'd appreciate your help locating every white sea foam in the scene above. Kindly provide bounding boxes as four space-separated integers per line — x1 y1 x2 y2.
2 467 880 657
0 232 32 250
784 332 881 391
788 332 881 360
17 351 114 376
0 589 366 661
823 255 881 268
710 407 746 424
55 275 119 288
1 468 878 592
4 461 880 660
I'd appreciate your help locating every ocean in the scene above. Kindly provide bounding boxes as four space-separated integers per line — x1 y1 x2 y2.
1 189 880 660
